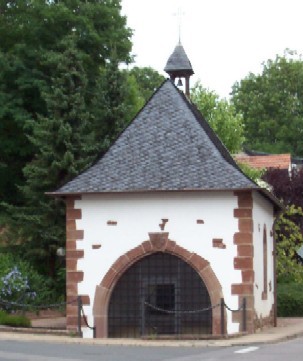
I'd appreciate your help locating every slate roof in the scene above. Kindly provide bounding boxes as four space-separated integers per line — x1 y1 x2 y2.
53 80 259 195
164 42 194 75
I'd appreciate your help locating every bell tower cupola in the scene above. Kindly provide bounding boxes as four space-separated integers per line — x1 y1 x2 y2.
164 41 194 97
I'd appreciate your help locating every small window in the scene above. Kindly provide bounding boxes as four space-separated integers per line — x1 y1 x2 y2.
147 284 175 315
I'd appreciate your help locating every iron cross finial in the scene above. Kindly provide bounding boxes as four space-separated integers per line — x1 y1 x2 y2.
173 7 185 44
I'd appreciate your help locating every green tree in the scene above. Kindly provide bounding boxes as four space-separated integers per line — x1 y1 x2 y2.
0 1 142 298
191 81 245 153
128 66 165 103
262 168 303 283
0 52 33 205
5 36 96 277
275 205 303 283
0 0 132 206
232 50 303 156
91 58 143 150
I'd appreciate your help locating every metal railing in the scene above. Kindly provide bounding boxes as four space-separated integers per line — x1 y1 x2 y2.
221 298 247 335
77 296 96 338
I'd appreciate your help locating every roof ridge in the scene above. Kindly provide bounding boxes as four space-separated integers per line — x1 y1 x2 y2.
170 82 259 187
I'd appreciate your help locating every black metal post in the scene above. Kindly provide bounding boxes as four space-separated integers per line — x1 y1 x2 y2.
141 296 145 337
77 296 83 337
242 297 247 332
93 326 96 338
220 298 225 335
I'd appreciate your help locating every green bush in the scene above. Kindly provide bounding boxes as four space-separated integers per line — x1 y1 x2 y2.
277 283 303 316
0 310 31 327
0 253 55 309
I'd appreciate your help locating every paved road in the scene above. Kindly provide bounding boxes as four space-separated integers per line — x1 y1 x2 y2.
0 337 303 361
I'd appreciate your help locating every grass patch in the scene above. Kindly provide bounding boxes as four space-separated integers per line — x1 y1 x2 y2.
0 310 31 327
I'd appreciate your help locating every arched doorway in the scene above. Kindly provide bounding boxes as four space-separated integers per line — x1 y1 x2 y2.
93 238 223 338
108 252 212 338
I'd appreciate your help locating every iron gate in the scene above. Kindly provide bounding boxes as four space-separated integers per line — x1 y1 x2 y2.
108 252 212 338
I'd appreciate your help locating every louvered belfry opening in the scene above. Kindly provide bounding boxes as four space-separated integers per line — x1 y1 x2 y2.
108 252 212 338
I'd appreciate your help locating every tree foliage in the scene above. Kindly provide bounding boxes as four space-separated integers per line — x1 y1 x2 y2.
191 81 245 153
128 66 165 103
232 50 303 156
262 168 303 283
91 58 143 149
275 205 303 283
0 0 132 205
263 168 303 209
4 35 96 275
0 0 136 285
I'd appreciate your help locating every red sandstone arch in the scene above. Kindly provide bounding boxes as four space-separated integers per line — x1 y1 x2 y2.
93 233 223 338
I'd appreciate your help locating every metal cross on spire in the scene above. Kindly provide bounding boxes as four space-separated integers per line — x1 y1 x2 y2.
173 7 185 44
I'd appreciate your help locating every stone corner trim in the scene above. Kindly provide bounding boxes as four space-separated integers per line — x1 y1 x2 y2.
233 190 255 333
65 196 84 332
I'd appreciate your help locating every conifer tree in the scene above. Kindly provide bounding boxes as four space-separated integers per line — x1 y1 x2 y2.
91 56 143 150
0 0 132 206
7 36 96 276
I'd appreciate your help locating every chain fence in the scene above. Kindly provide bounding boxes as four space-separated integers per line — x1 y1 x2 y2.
0 296 246 338
221 298 247 334
144 301 220 314
144 297 246 336
77 296 96 337
0 296 95 337
0 298 77 311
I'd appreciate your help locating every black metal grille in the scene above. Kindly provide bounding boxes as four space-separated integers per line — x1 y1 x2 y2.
108 252 212 338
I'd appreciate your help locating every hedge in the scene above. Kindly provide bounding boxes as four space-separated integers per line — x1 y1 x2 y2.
277 283 303 317
0 310 31 328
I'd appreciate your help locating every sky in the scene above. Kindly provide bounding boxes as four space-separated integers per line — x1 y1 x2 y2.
121 0 303 98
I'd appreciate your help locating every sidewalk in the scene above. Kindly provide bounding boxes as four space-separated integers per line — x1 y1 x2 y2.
0 317 303 347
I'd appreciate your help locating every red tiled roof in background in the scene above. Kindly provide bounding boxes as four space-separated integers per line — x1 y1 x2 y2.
235 154 291 170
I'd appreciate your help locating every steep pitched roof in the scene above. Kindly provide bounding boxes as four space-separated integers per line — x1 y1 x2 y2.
53 80 258 194
235 154 291 170
164 42 194 75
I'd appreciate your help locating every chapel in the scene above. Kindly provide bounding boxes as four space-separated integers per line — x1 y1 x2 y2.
51 42 280 338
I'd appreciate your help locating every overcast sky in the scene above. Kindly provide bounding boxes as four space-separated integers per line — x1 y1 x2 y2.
121 0 303 98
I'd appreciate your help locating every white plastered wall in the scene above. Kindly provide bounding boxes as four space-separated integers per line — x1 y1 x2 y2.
252 192 275 320
74 191 243 338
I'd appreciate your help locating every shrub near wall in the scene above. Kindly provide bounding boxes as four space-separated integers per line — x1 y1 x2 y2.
0 310 31 327
277 283 303 316
0 253 54 308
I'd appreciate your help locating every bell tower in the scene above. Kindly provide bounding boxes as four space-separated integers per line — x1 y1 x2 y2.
164 41 194 97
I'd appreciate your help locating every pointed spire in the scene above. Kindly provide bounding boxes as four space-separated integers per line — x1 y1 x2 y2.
164 42 194 97
164 43 194 74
